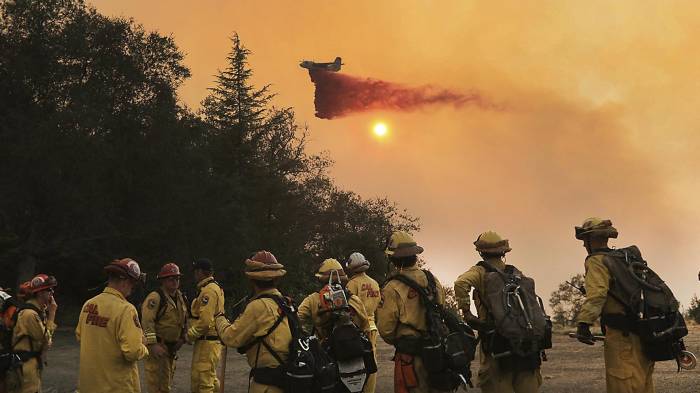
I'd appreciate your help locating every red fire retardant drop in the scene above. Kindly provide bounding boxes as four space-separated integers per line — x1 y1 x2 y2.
309 69 499 119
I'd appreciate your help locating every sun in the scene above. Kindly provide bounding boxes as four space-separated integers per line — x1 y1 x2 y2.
373 122 388 138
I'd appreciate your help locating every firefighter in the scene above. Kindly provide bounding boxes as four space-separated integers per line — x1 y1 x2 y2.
574 218 655 393
186 259 225 393
344 252 381 393
454 231 542 393
5 274 58 393
298 258 371 340
215 251 291 393
141 263 188 393
376 230 448 393
76 258 149 392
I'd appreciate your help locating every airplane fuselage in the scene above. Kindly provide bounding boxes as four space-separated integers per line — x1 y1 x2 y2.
299 57 342 72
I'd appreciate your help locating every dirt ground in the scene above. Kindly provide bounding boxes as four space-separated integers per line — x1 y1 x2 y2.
40 325 700 393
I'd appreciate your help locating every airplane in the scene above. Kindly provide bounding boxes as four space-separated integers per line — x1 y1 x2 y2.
299 57 343 72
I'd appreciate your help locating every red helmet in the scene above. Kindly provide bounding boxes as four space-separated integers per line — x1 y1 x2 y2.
157 263 181 279
29 274 58 294
18 281 32 299
104 258 146 283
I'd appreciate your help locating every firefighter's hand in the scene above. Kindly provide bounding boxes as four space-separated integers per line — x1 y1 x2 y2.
463 310 494 333
149 343 168 358
47 295 58 320
173 338 185 353
576 323 595 345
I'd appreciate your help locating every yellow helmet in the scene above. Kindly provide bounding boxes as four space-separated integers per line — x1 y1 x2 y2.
575 217 618 240
385 231 424 258
316 258 347 283
474 231 512 255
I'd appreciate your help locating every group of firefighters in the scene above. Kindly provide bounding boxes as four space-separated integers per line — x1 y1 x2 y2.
1 217 674 393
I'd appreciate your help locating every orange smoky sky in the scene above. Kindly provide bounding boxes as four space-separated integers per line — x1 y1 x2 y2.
90 1 700 308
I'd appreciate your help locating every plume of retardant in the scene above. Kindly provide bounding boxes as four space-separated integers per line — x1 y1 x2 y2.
308 69 499 119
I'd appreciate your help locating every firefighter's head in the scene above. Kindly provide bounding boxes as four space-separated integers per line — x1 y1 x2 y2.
385 231 423 268
104 258 145 298
575 217 617 253
192 258 214 284
316 258 347 286
28 274 58 305
474 231 511 259
244 251 286 290
157 262 182 292
344 252 370 276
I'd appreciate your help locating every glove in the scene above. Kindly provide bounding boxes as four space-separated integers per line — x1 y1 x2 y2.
463 310 494 333
576 322 595 345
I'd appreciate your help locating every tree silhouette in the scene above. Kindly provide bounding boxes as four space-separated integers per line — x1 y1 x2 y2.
549 274 586 327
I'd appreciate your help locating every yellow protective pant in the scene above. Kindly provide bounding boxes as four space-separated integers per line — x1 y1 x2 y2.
477 346 541 393
604 327 655 393
191 340 222 393
144 353 176 393
364 330 378 393
249 380 283 393
5 358 42 393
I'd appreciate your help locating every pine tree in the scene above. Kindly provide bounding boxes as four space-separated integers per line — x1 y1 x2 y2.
201 33 273 148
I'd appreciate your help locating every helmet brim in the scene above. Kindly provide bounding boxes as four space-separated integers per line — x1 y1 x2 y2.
246 269 286 280
386 245 424 258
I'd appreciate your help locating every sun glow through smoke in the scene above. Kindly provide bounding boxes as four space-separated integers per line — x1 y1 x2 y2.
373 122 388 138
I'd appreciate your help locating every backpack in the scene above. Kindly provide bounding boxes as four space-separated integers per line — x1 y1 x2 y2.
387 270 477 390
317 279 376 393
242 294 339 393
0 290 42 374
477 261 552 370
594 246 690 366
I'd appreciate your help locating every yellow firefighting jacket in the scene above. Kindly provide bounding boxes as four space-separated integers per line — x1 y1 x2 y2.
76 287 149 393
141 288 187 345
376 266 446 345
216 288 292 368
298 290 370 341
576 254 626 325
454 257 506 321
186 277 224 343
9 298 56 393
346 272 381 331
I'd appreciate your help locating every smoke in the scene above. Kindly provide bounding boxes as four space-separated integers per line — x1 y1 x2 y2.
308 69 499 119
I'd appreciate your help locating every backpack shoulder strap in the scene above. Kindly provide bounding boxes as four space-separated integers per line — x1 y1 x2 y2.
422 269 439 299
257 295 289 336
477 261 519 282
387 274 431 302
588 247 616 258
11 303 44 351
239 294 292 358
153 289 168 323
477 261 497 273
14 303 42 325
388 272 448 337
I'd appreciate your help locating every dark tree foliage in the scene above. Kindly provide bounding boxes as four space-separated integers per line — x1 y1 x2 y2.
686 295 700 324
549 274 586 327
0 0 418 321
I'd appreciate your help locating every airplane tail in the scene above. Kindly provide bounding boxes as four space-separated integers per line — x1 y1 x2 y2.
335 57 342 65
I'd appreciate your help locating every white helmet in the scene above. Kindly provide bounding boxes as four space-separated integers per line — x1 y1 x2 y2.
345 252 370 274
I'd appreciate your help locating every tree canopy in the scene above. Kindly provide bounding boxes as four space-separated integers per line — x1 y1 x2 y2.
549 274 586 327
0 0 418 320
